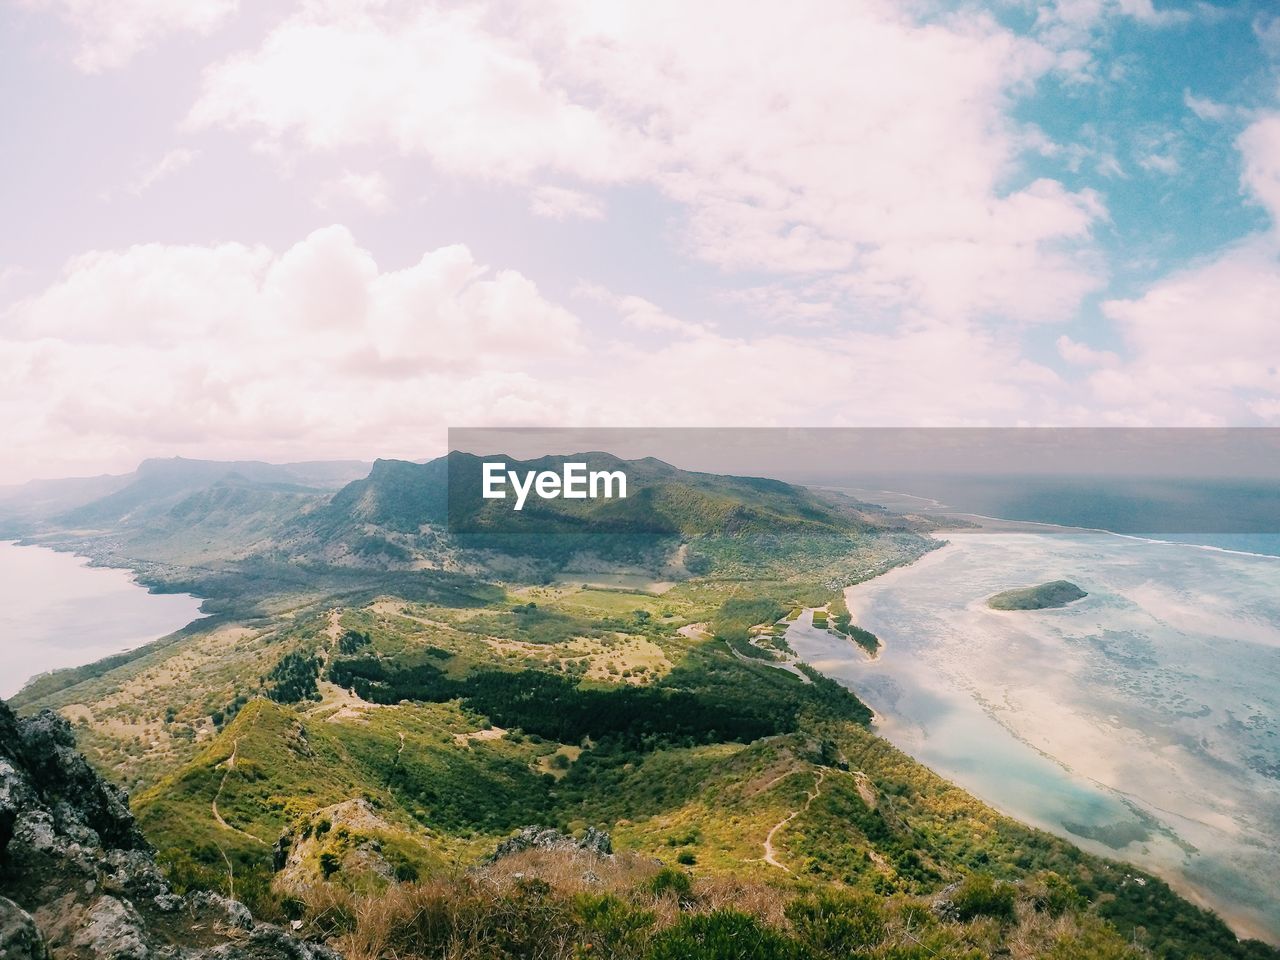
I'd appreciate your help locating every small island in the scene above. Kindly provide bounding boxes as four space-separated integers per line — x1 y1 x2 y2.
827 594 882 655
988 580 1087 611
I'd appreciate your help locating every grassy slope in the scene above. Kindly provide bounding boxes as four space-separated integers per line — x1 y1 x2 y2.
16 580 1271 959
7 456 1275 958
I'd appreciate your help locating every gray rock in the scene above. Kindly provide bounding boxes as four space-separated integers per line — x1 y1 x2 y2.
71 896 149 960
9 814 57 857
0 759 37 859
185 891 254 931
488 825 613 862
0 897 47 960
580 826 612 856
101 850 169 900
151 893 182 913
0 700 341 960
195 926 342 960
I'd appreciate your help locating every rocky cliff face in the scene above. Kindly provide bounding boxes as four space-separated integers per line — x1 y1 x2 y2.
0 701 338 960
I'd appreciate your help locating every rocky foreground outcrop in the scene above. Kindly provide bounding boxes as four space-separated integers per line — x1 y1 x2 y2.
487 825 613 863
0 700 338 960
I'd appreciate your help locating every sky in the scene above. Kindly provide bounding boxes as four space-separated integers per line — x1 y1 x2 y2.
1 0 1280 484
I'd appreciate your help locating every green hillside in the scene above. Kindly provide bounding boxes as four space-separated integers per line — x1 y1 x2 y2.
13 452 936 596
6 455 1274 960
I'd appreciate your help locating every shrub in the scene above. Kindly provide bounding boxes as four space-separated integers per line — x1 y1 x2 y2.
336 629 372 655
576 894 656 956
785 891 886 956
648 910 809 960
677 851 697 866
1029 871 1084 917
951 873 1016 922
1044 915 1145 959
646 867 693 901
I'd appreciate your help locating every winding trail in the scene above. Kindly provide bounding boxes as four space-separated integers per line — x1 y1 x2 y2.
680 621 813 684
762 768 826 871
211 738 268 846
729 638 812 683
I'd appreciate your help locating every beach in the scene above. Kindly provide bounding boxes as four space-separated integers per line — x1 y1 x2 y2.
787 530 1280 943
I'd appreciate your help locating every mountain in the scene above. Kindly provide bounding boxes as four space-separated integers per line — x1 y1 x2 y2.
314 457 450 532
7 452 934 592
5 454 1277 959
288 451 933 577
55 457 372 528
0 457 373 547
0 471 134 531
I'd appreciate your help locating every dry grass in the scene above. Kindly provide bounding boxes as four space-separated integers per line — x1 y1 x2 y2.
291 848 799 960
285 852 1149 960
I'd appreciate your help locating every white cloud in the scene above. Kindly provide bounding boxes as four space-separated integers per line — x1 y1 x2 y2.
573 283 708 336
1238 114 1280 226
1184 90 1242 122
1057 334 1119 367
0 266 27 298
1249 397 1280 421
315 171 393 213
188 0 1104 324
1060 111 1280 424
0 225 1094 481
186 5 643 182
22 0 238 72
529 186 605 221
0 227 588 478
1096 153 1127 178
127 148 198 195
1113 0 1193 27
1137 152 1179 176
1255 13 1280 60
1035 0 1192 46
1091 238 1280 421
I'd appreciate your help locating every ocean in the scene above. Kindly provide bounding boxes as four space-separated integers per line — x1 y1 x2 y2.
0 541 205 699
787 529 1280 942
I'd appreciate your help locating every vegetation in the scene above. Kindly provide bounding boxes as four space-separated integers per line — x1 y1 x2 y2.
826 593 880 655
286 851 1162 960
266 650 322 703
988 580 1088 611
828 594 851 634
845 626 881 657
6 454 1273 960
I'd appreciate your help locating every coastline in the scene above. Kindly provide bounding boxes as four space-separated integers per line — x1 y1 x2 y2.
800 526 1280 945
0 540 207 700
5 521 1277 943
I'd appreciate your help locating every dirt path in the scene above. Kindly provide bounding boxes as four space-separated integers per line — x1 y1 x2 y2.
209 735 265 901
325 607 344 643
212 738 268 847
730 639 812 683
763 768 826 871
682 621 813 684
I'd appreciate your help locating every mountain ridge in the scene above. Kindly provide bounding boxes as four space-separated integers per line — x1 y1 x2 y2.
3 454 1276 958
